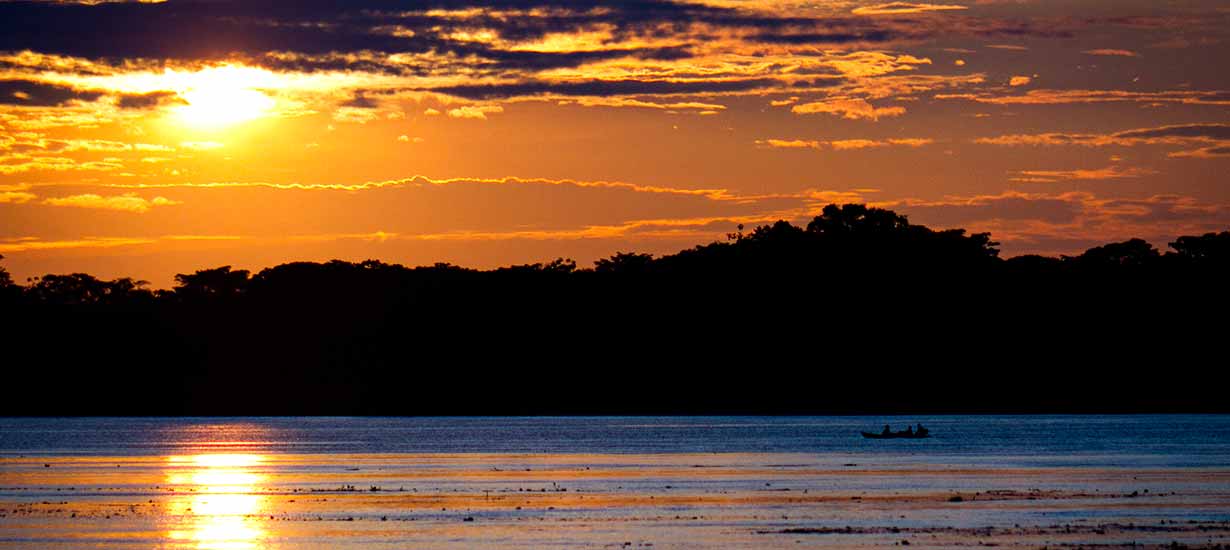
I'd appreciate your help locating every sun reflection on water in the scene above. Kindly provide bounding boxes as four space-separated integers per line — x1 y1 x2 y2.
166 454 269 549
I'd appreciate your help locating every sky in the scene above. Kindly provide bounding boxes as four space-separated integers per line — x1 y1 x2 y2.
1 0 1228 286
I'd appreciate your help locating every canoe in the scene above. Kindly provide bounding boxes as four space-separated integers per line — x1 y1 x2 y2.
861 431 930 439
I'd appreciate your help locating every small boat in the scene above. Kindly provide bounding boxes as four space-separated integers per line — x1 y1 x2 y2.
861 426 930 439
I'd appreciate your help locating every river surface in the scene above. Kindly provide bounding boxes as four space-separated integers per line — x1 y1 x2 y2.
1 416 1228 549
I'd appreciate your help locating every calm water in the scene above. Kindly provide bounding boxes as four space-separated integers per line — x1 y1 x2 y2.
2 416 1229 549
3 416 1229 467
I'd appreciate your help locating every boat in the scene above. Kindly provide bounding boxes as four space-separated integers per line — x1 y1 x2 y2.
861 426 930 439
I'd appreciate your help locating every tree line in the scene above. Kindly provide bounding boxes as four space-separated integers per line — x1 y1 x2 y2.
2 204 1226 415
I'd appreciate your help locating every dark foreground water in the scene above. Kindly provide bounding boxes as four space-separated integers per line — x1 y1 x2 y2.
3 415 1229 467
1 416 1228 549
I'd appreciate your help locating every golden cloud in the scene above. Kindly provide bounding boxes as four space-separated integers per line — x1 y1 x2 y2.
447 105 505 120
43 193 181 213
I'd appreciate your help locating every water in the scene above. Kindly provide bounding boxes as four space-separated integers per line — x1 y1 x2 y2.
1 416 1228 549
3 415 1228 467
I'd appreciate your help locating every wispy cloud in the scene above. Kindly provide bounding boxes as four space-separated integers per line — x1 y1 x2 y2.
756 138 933 150
1010 166 1156 183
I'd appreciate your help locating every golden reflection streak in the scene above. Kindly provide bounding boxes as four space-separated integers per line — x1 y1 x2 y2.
165 454 269 550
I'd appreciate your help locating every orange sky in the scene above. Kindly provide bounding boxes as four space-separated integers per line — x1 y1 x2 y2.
2 0 1228 286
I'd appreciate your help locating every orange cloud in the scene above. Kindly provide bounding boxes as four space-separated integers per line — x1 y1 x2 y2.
1082 49 1140 57
756 138 933 150
791 98 906 120
1011 166 1156 182
851 2 968 15
1 190 38 203
0 236 156 253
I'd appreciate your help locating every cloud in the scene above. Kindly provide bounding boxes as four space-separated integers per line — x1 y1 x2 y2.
0 236 155 253
0 154 123 174
1169 145 1230 159
332 106 382 124
179 141 224 151
1082 49 1140 57
1115 124 1230 141
0 79 102 106
0 0 1099 114
1008 76 1032 86
1 190 38 203
885 191 1230 257
937 89 1230 106
447 105 504 120
43 193 180 213
757 139 822 149
975 124 1230 160
1011 166 1156 182
851 3 968 15
756 138 933 150
116 90 184 109
791 98 906 120
431 78 783 101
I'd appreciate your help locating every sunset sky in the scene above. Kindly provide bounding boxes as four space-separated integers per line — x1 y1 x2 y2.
2 0 1228 286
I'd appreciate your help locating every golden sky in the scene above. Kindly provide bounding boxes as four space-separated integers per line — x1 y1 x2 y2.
2 0 1228 286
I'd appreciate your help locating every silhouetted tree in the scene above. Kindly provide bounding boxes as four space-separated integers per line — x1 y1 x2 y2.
1 204 1228 416
21 273 152 305
0 254 17 304
805 204 910 235
594 252 654 274
499 257 577 274
173 265 250 300
1073 238 1159 268
1170 231 1230 267
25 273 110 305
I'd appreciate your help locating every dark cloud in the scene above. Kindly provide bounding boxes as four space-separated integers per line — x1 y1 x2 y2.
117 91 184 110
0 0 1089 76
750 30 898 44
340 94 380 109
0 79 102 106
431 77 792 100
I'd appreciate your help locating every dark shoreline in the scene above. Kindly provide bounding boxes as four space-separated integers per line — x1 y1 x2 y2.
3 204 1226 416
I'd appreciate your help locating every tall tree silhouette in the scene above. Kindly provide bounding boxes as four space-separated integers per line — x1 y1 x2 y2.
173 265 251 300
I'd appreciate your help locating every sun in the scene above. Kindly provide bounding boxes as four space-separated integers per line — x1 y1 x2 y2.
178 87 274 127
172 66 277 128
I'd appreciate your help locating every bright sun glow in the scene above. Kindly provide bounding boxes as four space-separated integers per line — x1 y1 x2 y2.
177 94 272 129
178 87 273 127
170 66 277 128
166 453 268 550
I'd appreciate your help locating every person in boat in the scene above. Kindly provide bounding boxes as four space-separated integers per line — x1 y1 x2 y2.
904 426 914 436
882 425 891 436
916 423 928 436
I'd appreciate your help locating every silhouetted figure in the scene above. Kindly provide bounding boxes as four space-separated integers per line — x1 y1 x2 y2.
882 425 891 435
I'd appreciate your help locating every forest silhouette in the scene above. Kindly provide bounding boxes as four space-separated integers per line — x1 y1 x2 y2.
2 204 1227 415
